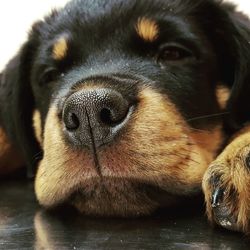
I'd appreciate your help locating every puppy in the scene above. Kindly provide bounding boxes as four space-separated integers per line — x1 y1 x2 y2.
0 0 250 234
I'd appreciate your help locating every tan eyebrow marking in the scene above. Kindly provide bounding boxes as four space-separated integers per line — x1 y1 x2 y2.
52 37 68 60
136 17 159 42
216 85 230 109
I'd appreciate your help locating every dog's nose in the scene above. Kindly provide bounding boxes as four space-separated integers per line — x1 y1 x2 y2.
63 88 131 148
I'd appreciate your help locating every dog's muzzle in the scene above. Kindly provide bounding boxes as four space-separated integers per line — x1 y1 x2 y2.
62 88 133 148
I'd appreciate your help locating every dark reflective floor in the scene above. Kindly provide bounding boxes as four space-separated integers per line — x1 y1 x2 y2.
0 179 249 250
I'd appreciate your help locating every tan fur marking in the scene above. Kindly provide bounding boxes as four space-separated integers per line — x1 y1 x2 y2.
0 128 23 175
33 110 43 146
216 85 230 109
52 37 68 60
136 17 159 42
190 126 223 163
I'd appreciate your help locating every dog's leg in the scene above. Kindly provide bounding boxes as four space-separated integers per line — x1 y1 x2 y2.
203 126 250 234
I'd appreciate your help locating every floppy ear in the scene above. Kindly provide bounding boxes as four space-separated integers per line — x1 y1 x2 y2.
0 29 41 178
206 3 250 133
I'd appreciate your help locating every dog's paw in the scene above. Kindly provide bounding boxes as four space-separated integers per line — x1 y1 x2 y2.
203 133 250 234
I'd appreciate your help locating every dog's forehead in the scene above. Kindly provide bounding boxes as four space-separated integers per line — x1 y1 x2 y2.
57 0 186 32
44 0 197 62
33 0 212 87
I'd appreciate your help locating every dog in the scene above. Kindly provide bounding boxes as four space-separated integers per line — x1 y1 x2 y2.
0 0 250 234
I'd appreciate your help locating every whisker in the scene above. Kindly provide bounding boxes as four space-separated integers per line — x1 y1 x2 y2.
189 127 210 132
187 112 230 122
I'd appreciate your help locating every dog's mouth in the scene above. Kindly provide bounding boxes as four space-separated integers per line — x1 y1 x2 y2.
35 139 206 216
66 177 181 217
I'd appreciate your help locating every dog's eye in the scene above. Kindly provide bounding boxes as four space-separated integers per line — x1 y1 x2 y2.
157 44 193 64
39 68 59 85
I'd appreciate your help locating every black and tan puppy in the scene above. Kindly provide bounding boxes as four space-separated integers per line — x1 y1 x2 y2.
0 0 250 234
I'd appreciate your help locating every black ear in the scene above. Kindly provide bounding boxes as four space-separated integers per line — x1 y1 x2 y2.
225 10 250 133
0 27 42 178
204 3 250 133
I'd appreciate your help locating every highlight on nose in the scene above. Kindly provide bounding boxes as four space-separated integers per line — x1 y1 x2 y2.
62 88 132 148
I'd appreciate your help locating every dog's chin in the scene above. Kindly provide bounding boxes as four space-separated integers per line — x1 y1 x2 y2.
67 178 179 217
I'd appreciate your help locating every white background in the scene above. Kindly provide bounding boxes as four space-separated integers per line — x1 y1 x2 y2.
0 0 250 71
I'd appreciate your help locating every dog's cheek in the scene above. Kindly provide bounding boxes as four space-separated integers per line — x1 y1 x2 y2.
35 107 95 207
190 127 223 164
0 128 23 175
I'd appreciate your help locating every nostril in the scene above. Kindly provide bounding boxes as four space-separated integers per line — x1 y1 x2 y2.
65 112 80 131
100 107 128 126
100 108 115 126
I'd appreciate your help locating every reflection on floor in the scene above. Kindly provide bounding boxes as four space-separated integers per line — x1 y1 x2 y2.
0 179 249 249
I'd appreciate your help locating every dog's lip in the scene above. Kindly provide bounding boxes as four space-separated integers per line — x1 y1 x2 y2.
64 178 179 208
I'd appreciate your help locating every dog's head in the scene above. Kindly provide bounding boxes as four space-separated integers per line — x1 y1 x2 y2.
2 0 250 216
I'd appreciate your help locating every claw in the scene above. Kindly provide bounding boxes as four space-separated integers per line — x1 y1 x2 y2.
210 173 224 208
210 181 239 231
212 187 225 208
